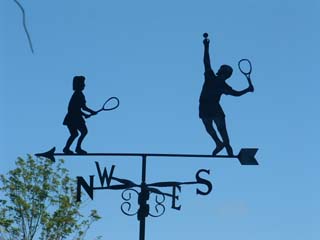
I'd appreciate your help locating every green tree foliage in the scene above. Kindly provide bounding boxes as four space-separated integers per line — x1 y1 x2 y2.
0 155 101 240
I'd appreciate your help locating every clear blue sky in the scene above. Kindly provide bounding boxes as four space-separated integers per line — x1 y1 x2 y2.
1 0 319 239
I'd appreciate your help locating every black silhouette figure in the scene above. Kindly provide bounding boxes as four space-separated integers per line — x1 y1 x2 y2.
199 33 254 156
63 76 97 154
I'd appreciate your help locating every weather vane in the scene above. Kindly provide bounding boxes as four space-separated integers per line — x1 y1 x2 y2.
36 33 258 240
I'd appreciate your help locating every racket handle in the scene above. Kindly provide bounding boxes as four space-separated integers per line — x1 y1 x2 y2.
247 77 254 92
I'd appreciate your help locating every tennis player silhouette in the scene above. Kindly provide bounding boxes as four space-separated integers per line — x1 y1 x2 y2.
63 76 97 154
199 33 254 156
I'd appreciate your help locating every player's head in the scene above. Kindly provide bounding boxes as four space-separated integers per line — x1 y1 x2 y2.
73 76 85 91
217 65 233 80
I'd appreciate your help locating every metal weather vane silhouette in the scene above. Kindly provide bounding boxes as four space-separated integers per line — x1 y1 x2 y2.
36 33 258 240
36 149 258 240
199 32 254 157
62 76 120 155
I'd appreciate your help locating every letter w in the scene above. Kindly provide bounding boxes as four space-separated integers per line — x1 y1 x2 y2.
95 161 115 188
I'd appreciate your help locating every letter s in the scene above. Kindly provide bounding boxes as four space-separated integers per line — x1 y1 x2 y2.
196 169 212 195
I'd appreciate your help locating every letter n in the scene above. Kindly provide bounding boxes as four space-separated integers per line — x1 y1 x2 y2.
77 175 94 202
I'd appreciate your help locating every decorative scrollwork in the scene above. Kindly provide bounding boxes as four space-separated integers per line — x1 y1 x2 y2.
120 188 139 216
149 193 166 218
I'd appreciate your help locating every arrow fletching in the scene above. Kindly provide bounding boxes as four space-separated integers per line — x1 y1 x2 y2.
35 147 56 162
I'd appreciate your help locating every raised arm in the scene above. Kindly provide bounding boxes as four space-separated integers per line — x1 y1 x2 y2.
203 38 212 72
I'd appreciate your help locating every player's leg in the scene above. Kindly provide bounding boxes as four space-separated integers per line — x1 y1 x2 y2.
214 117 234 156
76 124 88 154
63 126 79 154
201 118 224 155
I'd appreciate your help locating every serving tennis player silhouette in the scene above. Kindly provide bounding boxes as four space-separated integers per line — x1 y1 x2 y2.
63 76 119 154
199 33 254 156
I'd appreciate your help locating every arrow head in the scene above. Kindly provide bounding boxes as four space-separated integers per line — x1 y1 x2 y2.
35 147 56 162
238 148 259 165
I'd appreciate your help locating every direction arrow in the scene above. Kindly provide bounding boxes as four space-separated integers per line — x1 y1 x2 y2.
35 147 259 165
238 148 259 165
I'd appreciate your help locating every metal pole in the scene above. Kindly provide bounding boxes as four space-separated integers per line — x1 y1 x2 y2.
138 155 148 240
141 155 146 183
139 212 146 240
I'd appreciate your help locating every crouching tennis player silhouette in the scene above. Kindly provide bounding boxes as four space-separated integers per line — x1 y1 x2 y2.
63 76 97 154
199 33 254 156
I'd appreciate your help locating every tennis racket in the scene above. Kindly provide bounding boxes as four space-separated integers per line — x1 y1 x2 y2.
238 58 253 87
96 97 120 113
